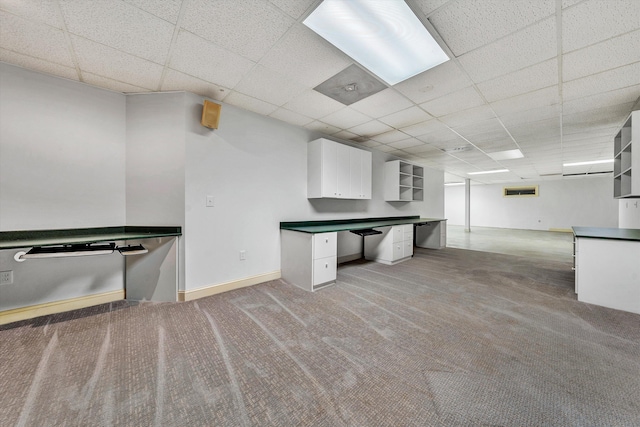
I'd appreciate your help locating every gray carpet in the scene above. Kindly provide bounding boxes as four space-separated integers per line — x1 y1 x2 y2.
1 247 639 426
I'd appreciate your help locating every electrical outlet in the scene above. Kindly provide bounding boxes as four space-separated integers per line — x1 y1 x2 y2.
206 196 215 207
0 270 13 285
239 250 246 261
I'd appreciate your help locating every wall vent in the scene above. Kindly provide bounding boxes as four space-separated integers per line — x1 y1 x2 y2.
503 185 539 197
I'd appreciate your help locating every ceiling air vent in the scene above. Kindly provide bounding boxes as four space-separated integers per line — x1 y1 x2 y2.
503 185 539 197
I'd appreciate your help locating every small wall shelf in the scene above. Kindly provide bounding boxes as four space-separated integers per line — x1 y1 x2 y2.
384 160 424 201
614 111 639 198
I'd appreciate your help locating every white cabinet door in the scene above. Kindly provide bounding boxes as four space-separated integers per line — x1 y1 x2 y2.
392 226 404 243
392 242 404 260
336 143 350 198
403 240 413 258
321 139 338 198
361 150 372 199
349 146 362 199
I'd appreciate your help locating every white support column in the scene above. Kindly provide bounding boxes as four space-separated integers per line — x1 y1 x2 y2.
464 178 471 232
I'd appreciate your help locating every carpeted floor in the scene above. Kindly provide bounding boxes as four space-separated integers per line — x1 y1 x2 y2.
1 247 639 426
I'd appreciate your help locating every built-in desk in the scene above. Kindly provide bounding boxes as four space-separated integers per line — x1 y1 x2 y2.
280 216 446 292
572 226 640 314
0 226 182 306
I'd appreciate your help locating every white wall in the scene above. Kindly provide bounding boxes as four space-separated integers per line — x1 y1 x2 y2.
183 92 444 291
445 175 619 230
0 63 126 311
619 199 640 228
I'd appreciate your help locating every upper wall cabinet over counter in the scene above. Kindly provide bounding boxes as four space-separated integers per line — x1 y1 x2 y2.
614 110 639 198
308 138 372 199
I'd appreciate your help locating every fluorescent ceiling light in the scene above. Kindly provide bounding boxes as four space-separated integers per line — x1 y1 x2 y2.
303 0 449 85
467 169 509 175
487 149 523 161
444 182 465 186
563 159 614 167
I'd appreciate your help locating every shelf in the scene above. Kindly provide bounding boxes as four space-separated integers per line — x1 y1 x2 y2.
384 160 427 202
613 111 639 198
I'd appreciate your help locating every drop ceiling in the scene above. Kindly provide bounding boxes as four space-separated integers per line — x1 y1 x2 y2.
1 0 639 184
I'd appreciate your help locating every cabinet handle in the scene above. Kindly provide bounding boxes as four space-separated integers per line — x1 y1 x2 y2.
325 263 328 268
325 238 328 243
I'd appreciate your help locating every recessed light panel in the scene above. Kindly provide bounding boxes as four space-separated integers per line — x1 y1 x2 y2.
563 159 613 167
468 169 509 175
304 0 449 85
487 149 523 160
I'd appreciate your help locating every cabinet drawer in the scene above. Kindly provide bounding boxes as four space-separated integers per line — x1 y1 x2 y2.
392 226 404 243
393 242 404 260
313 256 337 286
313 232 337 259
404 240 413 257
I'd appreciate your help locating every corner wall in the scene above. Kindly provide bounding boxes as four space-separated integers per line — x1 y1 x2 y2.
0 63 126 311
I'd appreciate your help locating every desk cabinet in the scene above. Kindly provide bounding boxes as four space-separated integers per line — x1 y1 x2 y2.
308 138 372 199
364 225 413 265
281 230 337 291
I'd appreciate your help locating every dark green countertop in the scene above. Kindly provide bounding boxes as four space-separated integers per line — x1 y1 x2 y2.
0 226 182 250
572 226 640 242
281 216 446 234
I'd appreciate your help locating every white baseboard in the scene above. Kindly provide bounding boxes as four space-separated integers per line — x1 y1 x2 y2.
178 270 281 302
0 290 125 326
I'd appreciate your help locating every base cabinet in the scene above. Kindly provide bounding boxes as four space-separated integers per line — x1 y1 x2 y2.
281 230 337 291
415 220 447 249
364 225 413 265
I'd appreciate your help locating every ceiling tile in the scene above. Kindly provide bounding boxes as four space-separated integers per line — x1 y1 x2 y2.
562 102 636 129
269 0 317 19
375 144 399 153
419 86 485 117
562 85 640 116
332 130 358 141
283 89 344 119
372 130 411 144
0 0 62 28
387 138 425 150
348 120 394 137
477 59 558 103
412 0 454 17
234 65 307 106
224 91 279 116
357 140 382 148
60 0 174 64
499 105 562 128
508 118 561 142
490 86 560 116
561 0 584 8
458 16 556 83
182 0 293 62
402 119 450 137
428 0 555 56
259 23 351 88
320 108 371 129
379 107 433 129
563 30 640 82
71 35 163 90
416 129 463 145
350 89 413 118
0 11 74 67
562 0 640 52
304 121 341 135
439 105 496 128
562 61 640 101
169 30 255 89
395 61 472 104
403 143 442 155
124 0 182 23
0 48 78 81
269 108 313 127
161 69 229 101
81 72 149 93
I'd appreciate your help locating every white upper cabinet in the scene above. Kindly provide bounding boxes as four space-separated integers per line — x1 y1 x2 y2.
308 138 372 199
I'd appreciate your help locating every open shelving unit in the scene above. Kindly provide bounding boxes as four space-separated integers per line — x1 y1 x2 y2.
614 111 639 198
384 160 424 201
